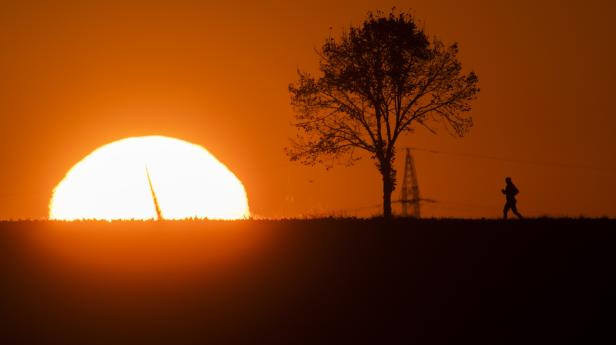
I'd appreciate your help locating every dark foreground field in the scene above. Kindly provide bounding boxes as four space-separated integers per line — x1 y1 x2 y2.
1 218 615 344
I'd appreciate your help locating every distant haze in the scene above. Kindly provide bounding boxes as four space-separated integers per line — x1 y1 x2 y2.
0 0 614 219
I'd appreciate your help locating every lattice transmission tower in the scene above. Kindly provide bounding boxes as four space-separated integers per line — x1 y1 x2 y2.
400 148 421 218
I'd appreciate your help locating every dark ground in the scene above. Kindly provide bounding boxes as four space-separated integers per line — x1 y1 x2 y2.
1 218 615 344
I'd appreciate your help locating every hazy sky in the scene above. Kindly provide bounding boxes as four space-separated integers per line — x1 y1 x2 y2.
1 0 615 219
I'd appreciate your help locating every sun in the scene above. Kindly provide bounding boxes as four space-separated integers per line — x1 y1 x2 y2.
49 136 250 220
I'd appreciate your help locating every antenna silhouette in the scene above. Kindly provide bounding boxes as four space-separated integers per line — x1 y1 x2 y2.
145 166 163 221
400 148 421 218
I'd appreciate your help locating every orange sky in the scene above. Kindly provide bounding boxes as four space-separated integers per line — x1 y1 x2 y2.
1 0 615 219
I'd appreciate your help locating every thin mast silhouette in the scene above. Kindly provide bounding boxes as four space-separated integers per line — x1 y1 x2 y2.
400 148 421 218
145 166 163 221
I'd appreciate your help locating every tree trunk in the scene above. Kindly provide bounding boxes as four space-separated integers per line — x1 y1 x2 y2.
381 163 394 220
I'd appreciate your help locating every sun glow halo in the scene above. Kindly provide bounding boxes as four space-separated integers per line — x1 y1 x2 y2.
49 136 249 220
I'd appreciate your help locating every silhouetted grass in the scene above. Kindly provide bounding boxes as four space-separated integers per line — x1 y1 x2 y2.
1 218 614 344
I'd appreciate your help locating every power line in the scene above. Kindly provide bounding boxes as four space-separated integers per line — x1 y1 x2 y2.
408 146 615 174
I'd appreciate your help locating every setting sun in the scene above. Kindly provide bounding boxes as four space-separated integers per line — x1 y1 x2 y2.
49 136 249 220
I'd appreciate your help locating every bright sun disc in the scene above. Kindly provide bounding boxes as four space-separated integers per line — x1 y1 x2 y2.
49 136 249 220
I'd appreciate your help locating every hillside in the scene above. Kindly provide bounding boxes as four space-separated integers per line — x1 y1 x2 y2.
1 218 614 344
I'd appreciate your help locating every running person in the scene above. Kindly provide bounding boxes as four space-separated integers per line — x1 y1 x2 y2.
502 177 523 219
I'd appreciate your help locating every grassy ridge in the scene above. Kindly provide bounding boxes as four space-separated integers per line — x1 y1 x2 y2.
1 218 614 344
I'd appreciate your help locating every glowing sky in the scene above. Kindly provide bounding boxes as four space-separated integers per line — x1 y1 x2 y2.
0 0 614 218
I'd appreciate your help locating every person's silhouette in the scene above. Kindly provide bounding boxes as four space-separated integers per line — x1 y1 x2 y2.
502 177 523 219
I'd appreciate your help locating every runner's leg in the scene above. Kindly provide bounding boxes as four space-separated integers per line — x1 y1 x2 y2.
511 203 523 219
503 203 510 219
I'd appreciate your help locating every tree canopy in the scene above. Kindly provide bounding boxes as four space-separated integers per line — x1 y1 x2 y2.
287 10 480 219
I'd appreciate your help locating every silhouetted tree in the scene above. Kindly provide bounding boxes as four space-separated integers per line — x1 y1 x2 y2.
287 10 479 219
